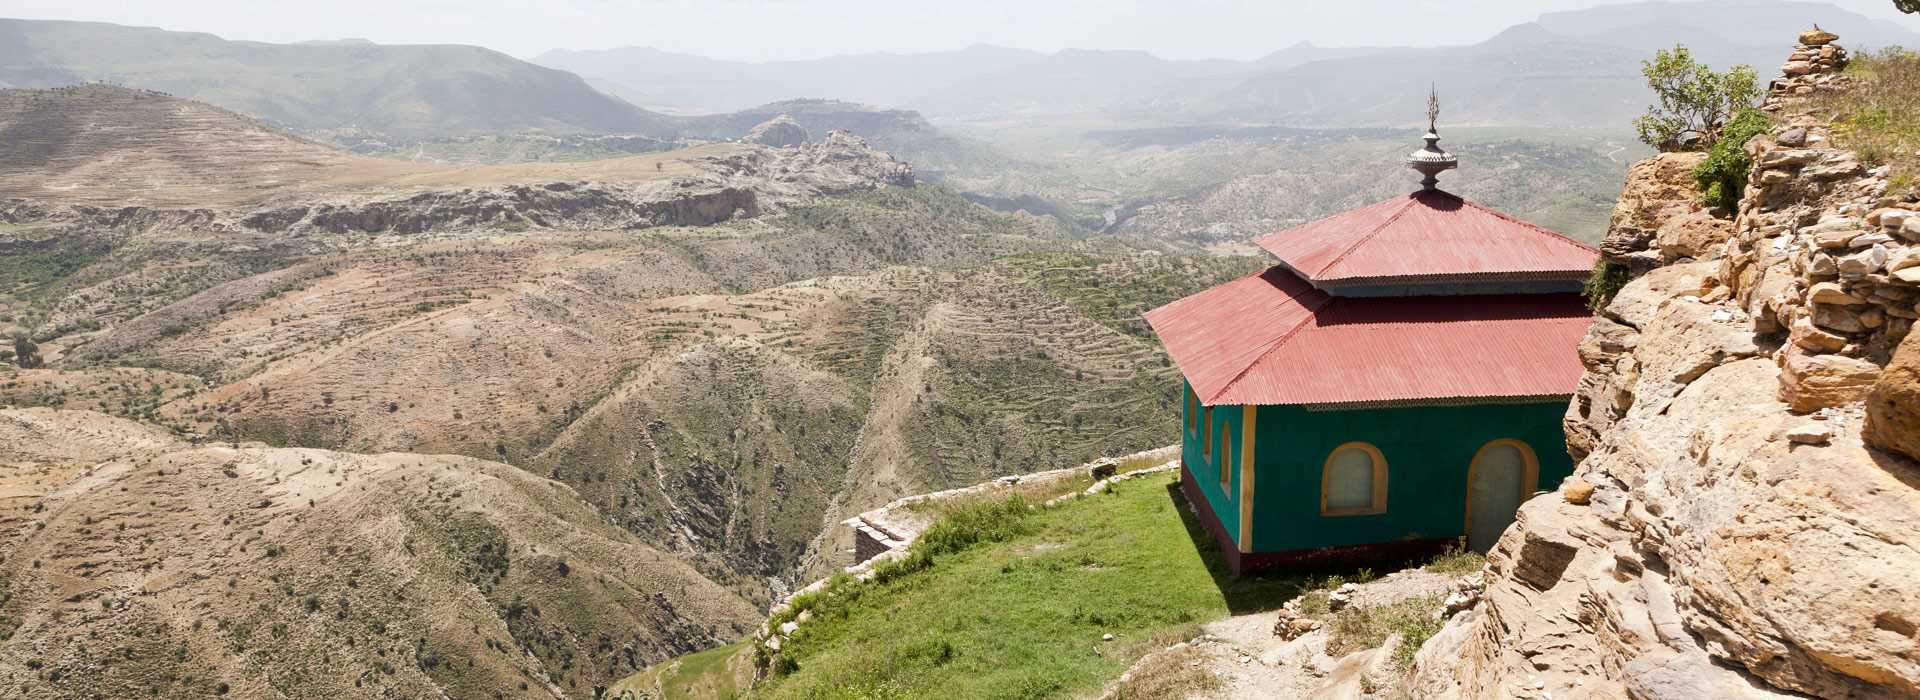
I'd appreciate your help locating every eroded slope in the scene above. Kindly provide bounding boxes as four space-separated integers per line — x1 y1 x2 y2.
0 408 758 699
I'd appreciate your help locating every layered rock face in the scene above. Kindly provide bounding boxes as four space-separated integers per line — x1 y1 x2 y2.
1600 152 1730 273
1415 34 1920 699
234 130 912 236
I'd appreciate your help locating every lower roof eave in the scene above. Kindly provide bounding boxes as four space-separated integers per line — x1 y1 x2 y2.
1282 393 1576 411
1310 270 1592 287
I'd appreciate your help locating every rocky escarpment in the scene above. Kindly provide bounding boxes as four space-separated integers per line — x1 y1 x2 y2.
1414 31 1920 699
239 130 912 236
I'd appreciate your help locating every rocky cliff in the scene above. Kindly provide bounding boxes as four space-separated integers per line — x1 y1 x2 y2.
1413 31 1920 699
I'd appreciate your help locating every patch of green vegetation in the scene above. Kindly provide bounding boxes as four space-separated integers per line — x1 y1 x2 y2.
1693 108 1772 211
1325 593 1448 672
0 235 112 313
753 474 1304 699
1582 259 1631 313
1824 48 1920 195
615 642 751 700
1424 541 1486 576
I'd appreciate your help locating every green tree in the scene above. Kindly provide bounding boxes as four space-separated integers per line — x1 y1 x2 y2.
1898 1 1919 14
1693 108 1774 211
10 334 41 369
1634 45 1763 151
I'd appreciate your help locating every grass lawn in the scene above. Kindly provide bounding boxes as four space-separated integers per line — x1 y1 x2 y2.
613 641 754 700
751 472 1304 699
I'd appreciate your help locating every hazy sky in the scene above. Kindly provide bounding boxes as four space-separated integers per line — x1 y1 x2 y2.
7 0 1920 61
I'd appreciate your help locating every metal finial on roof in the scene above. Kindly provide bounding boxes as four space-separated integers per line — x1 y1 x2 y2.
1406 85 1458 191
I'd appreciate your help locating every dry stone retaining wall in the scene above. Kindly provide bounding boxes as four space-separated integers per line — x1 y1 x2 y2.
1413 31 1920 700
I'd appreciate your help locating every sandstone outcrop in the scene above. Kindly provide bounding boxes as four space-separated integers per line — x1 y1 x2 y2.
1602 152 1732 272
1416 32 1920 699
1868 333 1920 460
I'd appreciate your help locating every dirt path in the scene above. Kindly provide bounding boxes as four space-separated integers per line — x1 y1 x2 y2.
1105 568 1462 699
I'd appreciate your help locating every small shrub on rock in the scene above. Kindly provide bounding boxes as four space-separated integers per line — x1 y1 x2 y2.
1694 108 1773 211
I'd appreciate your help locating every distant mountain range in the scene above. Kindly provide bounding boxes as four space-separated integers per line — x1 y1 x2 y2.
0 18 678 139
538 1 1920 126
4 2 1914 140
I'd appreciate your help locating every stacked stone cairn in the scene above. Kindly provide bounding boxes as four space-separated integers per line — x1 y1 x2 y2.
1720 31 1920 449
1770 27 1849 100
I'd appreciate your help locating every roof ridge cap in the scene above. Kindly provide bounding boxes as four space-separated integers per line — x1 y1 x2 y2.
1456 196 1601 253
1201 287 1334 405
1310 194 1421 278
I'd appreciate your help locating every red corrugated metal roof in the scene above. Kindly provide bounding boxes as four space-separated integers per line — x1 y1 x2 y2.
1255 190 1599 285
1145 266 1592 407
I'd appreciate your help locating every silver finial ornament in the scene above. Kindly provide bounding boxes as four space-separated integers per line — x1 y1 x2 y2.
1405 85 1457 191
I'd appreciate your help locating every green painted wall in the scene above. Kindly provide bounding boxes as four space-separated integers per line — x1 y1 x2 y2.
1181 381 1575 554
1180 381 1244 546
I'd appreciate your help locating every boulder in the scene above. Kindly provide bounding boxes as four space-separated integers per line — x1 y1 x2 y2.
1604 261 1716 329
1813 303 1868 333
743 114 810 148
1800 28 1839 46
1779 350 1881 412
1808 281 1865 306
1867 330 1920 461
1890 248 1920 272
1562 479 1595 505
1783 419 1834 445
1868 207 1909 228
1838 245 1889 275
1655 208 1735 261
1086 457 1119 480
1604 153 1713 269
1792 316 1850 352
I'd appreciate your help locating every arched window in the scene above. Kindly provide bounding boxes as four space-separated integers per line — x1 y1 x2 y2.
1321 442 1387 516
1186 389 1197 435
1220 428 1233 492
1202 406 1213 460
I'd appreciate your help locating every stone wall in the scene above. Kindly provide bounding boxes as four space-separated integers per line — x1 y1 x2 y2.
1413 30 1920 700
840 444 1180 566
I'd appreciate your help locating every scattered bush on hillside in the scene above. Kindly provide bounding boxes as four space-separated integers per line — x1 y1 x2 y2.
1819 47 1920 195
1693 108 1773 212
1582 260 1631 312
1424 540 1485 576
10 334 42 369
1634 45 1762 151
